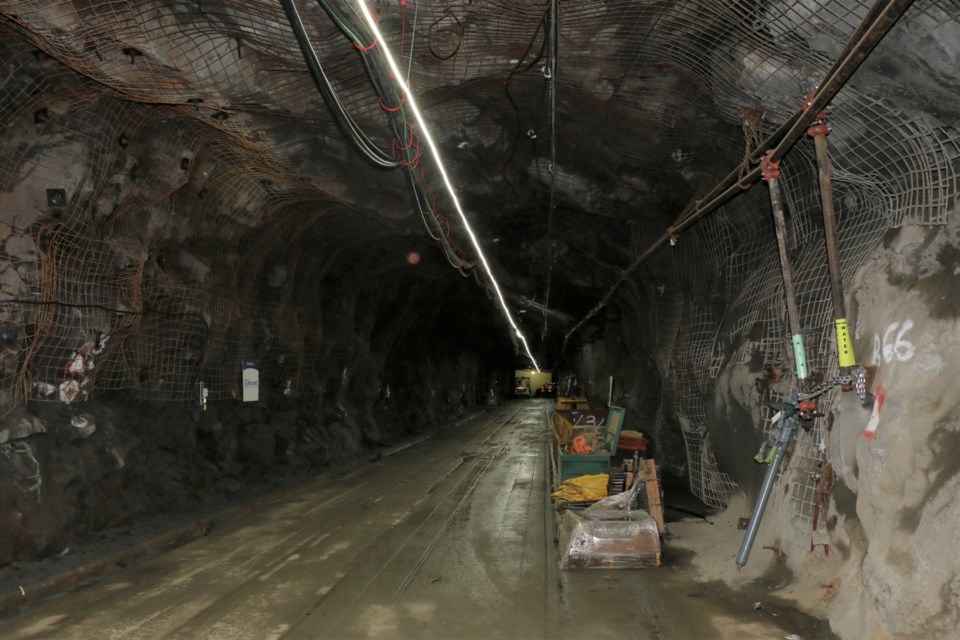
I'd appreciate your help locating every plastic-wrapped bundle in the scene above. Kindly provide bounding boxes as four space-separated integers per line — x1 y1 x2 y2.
558 508 660 569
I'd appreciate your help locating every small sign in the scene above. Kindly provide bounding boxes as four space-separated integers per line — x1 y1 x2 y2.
242 359 260 402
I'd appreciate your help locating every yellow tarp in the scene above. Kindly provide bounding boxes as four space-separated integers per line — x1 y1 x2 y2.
551 474 608 502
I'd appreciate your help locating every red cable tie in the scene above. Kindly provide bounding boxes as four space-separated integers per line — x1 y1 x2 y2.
436 214 450 238
354 37 378 52
378 91 406 112
354 6 379 51
402 143 420 169
395 124 414 150
402 137 421 168
760 150 780 181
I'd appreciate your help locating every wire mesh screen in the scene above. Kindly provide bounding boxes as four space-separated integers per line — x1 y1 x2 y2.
0 0 958 522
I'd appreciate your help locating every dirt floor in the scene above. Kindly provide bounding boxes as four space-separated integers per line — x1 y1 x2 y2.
0 401 835 639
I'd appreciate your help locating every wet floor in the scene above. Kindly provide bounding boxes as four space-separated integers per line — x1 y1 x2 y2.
0 402 833 639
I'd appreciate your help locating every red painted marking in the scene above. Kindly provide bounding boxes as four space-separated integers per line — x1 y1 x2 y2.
863 383 886 439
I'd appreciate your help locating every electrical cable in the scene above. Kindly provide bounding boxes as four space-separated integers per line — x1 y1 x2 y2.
427 8 463 60
542 0 558 342
501 3 550 180
310 0 471 270
281 0 399 168
352 0 541 371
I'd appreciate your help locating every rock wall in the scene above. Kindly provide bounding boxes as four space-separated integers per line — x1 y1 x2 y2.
572 213 960 639
0 344 490 567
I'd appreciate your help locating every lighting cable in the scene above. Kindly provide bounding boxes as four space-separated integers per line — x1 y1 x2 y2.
353 0 541 372
317 3 480 271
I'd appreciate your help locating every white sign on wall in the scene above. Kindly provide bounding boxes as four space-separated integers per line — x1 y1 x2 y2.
242 359 260 402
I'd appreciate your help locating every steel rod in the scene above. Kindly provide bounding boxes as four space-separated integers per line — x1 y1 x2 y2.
768 176 809 381
736 406 798 568
768 178 802 341
813 134 845 319
680 0 915 233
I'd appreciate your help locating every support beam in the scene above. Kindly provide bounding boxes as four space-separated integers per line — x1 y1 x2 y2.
763 155 808 381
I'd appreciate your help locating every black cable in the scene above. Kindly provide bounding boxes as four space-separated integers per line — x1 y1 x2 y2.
543 0 558 342
312 0 472 272
428 7 463 60
501 2 551 177
281 0 399 168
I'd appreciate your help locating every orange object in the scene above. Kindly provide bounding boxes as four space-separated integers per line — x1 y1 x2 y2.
570 436 592 455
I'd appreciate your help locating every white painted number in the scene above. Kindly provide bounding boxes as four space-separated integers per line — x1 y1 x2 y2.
872 320 915 364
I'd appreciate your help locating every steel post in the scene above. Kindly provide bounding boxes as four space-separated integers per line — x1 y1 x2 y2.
810 125 857 370
765 170 809 381
735 408 798 568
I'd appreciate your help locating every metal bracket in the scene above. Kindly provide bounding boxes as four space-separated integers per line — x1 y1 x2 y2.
804 92 829 137
760 151 780 181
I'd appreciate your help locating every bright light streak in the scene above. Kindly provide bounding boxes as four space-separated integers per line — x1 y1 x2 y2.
356 1 540 373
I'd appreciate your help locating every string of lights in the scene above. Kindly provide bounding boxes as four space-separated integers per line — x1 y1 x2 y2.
353 0 541 373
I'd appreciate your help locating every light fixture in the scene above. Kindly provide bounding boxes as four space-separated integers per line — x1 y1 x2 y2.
355 1 540 372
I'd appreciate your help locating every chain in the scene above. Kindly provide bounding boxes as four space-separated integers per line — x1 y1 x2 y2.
798 364 866 401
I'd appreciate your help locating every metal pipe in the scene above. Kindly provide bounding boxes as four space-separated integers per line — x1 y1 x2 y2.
768 175 809 380
679 0 915 233
735 402 799 568
810 126 857 369
562 0 914 352
813 133 845 319
769 0 914 164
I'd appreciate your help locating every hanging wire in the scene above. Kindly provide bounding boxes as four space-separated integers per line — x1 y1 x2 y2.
406 0 419 83
542 0 558 342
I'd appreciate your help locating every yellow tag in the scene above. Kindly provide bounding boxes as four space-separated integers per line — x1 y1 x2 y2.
835 318 856 367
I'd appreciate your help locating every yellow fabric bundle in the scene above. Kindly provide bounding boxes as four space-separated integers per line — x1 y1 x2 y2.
550 474 609 502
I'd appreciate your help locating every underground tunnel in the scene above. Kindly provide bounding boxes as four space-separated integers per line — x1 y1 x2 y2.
0 0 958 638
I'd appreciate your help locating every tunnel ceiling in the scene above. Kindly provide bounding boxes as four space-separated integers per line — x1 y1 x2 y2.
0 0 958 389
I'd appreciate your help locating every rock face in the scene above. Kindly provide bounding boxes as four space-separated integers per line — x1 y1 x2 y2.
824 224 960 638
0 349 486 568
0 2 960 638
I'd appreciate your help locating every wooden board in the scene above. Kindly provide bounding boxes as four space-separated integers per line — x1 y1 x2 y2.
643 459 666 535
